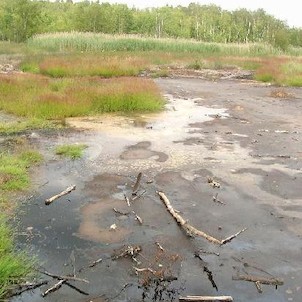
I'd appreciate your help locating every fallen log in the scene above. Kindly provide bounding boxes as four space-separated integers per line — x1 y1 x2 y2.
124 193 131 207
179 296 233 301
157 191 246 245
232 274 284 286
45 185 76 205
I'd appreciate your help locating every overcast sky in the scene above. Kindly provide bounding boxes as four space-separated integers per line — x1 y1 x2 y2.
83 0 301 28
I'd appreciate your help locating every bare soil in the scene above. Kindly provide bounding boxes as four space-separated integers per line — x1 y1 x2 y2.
10 77 302 302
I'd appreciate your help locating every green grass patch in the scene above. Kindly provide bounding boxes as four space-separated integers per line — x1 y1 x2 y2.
0 118 57 135
55 144 87 160
0 215 34 299
0 151 42 191
0 75 164 119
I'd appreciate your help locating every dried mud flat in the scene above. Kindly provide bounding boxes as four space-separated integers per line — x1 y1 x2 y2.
11 77 302 302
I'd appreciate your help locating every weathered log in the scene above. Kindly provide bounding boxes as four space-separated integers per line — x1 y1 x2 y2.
45 185 76 205
179 296 233 301
157 191 246 245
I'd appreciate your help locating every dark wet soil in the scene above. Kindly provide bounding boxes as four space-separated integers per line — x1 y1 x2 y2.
9 77 302 302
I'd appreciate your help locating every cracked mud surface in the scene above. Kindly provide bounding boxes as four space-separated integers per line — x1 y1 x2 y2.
11 78 302 301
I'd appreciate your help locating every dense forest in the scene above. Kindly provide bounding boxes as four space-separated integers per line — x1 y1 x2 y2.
0 0 301 49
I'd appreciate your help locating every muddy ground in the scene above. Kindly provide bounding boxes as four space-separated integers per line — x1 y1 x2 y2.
8 77 302 301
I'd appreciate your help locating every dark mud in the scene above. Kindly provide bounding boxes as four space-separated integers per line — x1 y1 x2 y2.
11 78 302 302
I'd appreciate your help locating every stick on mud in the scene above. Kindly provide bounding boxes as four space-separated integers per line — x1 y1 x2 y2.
157 191 246 245
45 185 76 205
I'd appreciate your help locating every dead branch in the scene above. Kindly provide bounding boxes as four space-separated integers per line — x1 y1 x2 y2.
124 193 131 207
89 258 103 268
134 267 156 274
232 274 284 286
194 252 218 291
132 211 143 224
9 281 48 298
64 281 89 296
45 185 76 205
40 270 89 283
179 296 233 302
113 208 130 215
155 242 164 252
132 172 142 195
213 193 225 205
42 279 65 297
198 249 219 256
157 191 246 245
220 228 247 245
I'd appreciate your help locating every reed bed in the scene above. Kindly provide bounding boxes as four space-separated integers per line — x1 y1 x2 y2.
28 32 284 57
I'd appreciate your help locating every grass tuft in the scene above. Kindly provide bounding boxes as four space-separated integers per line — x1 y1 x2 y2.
0 151 43 191
55 144 87 160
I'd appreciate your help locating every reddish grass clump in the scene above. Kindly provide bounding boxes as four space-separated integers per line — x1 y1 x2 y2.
0 74 164 119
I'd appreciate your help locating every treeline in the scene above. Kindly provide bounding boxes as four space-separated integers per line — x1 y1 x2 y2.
0 0 302 49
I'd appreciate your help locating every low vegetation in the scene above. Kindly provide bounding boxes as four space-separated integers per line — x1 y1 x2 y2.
0 216 34 299
55 144 87 160
0 74 164 120
0 148 41 298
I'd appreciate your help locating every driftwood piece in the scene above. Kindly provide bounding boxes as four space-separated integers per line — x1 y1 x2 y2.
45 185 76 205
213 193 225 205
179 296 233 302
89 258 103 268
232 274 284 286
132 211 143 224
134 267 156 274
42 280 65 297
132 172 142 195
124 193 131 207
155 242 164 252
157 191 246 245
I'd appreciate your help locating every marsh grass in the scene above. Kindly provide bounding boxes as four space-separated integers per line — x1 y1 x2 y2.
0 215 34 299
55 144 87 159
0 74 164 119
